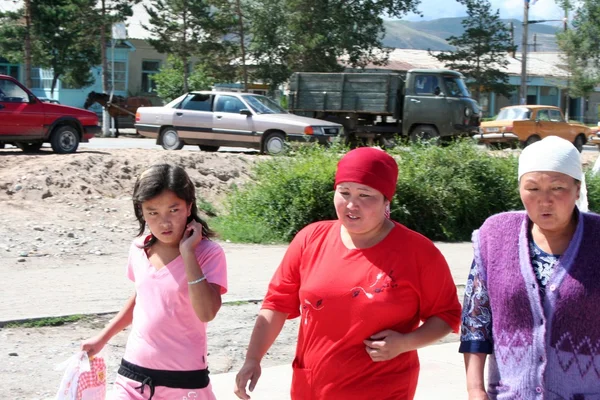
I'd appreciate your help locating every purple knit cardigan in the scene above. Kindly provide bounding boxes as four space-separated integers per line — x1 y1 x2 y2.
474 211 600 400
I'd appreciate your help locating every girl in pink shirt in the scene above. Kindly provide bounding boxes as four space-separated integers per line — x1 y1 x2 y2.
82 163 228 400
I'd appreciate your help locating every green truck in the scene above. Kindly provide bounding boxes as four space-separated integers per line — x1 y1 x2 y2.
288 69 481 145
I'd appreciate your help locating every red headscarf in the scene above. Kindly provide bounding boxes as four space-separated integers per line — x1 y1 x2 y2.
334 147 399 201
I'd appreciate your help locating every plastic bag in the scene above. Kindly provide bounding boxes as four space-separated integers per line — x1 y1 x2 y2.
55 351 107 400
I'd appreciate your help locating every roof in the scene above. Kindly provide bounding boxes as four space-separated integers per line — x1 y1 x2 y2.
359 49 569 79
502 105 560 110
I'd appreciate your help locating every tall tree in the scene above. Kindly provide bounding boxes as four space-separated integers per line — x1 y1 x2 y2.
143 0 218 92
31 0 101 95
245 0 420 87
0 0 101 95
432 0 515 101
209 0 250 91
96 0 139 93
245 0 292 91
556 0 600 112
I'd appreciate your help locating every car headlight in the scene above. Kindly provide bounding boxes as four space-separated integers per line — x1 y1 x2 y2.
465 108 472 117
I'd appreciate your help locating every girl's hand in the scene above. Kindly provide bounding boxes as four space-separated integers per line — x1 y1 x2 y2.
81 335 107 357
363 329 406 362
179 220 203 254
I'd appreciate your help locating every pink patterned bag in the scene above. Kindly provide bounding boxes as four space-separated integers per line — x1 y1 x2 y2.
55 351 107 400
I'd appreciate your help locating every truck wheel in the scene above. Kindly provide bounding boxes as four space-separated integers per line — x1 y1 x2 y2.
523 135 541 148
16 142 43 152
409 125 439 144
574 135 585 153
160 127 184 150
199 145 220 152
50 125 80 154
262 132 286 155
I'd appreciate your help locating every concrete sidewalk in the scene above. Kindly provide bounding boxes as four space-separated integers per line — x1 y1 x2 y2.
210 342 467 399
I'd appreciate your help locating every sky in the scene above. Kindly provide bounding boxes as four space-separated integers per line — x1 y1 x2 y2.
404 0 567 24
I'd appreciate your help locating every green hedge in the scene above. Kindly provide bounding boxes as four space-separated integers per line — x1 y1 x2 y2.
212 141 600 243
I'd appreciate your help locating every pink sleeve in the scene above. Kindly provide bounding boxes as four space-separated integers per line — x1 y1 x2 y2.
196 241 228 294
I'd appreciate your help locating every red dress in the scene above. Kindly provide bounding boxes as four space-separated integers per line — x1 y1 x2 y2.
263 220 461 400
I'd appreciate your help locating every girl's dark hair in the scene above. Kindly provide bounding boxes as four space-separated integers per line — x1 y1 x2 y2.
132 163 215 248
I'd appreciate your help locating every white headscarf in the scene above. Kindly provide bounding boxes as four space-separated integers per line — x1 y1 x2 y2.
518 136 588 212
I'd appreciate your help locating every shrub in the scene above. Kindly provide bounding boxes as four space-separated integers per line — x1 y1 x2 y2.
213 140 600 244
388 141 521 241
212 144 341 243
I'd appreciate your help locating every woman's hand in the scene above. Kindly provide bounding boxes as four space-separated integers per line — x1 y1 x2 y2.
363 329 406 362
234 359 262 399
179 220 203 254
81 334 107 358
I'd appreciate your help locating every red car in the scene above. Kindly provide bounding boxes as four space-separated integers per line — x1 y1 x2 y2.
0 74 99 153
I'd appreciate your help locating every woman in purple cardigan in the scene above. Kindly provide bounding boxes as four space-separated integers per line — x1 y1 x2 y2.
459 136 600 400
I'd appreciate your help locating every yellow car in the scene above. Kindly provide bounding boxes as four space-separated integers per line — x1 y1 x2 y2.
474 105 591 152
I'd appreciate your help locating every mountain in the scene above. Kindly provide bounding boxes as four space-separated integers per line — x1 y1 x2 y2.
382 17 561 51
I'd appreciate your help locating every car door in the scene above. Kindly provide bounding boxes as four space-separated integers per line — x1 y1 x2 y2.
534 109 554 138
212 95 258 145
404 74 449 135
548 109 573 140
174 93 214 140
0 78 46 138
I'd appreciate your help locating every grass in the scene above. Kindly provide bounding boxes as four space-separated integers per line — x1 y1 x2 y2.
3 314 87 328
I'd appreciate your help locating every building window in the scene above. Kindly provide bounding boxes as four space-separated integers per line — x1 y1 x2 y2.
141 60 160 93
106 61 127 91
0 64 20 81
31 68 54 89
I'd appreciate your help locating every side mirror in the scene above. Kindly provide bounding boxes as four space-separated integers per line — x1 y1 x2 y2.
240 109 252 117
434 86 442 96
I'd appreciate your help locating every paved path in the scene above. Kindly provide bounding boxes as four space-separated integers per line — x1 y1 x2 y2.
0 241 473 322
2 240 475 399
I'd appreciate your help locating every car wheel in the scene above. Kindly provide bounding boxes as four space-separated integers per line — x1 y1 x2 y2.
574 135 585 153
409 125 440 144
524 135 541 148
199 145 220 152
160 127 184 150
16 142 43 152
50 125 80 154
263 132 286 155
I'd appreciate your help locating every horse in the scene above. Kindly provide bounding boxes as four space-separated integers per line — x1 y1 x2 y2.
83 91 152 137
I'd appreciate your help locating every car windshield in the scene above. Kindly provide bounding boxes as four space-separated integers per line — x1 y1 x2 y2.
496 107 531 121
443 76 471 97
242 95 287 114
166 93 187 108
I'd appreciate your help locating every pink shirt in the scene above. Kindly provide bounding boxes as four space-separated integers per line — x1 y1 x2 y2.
123 236 228 371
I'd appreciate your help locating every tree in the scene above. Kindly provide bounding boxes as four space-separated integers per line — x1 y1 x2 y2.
96 0 139 93
432 0 515 101
209 0 250 91
245 0 420 87
31 0 101 95
556 0 600 112
0 0 101 95
152 55 215 102
143 0 219 92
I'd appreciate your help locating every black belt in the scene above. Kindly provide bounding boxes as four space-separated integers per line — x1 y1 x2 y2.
118 358 210 400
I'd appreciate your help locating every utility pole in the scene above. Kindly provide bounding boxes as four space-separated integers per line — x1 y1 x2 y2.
23 0 32 88
510 21 516 58
519 1 529 105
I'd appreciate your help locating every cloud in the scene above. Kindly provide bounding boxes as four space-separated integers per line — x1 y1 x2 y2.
405 0 566 23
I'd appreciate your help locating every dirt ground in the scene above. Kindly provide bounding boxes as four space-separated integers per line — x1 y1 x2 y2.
0 146 596 399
